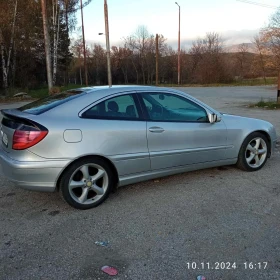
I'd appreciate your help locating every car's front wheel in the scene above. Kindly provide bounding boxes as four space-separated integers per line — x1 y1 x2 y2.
237 132 269 172
59 157 115 209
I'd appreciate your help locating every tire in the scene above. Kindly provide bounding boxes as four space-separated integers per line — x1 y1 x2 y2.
236 132 269 172
59 157 115 210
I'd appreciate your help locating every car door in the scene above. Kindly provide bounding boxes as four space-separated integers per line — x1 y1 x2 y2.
138 91 228 170
80 93 150 176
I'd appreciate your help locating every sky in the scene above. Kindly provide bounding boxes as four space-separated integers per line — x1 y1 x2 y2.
77 0 279 49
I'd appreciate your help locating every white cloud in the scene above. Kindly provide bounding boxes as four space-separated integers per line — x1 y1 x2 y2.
166 29 260 50
221 29 259 45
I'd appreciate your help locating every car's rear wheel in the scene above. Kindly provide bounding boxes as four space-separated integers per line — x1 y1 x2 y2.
59 157 115 209
237 132 269 172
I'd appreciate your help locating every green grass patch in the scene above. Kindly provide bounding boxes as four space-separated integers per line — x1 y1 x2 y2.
158 77 277 88
0 84 87 102
28 84 86 99
0 78 278 103
233 77 277 86
249 98 280 109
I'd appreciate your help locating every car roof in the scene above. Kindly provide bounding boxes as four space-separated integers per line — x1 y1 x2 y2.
40 85 218 118
68 85 161 100
77 85 154 93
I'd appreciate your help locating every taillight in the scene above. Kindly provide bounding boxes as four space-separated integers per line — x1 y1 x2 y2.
13 129 48 150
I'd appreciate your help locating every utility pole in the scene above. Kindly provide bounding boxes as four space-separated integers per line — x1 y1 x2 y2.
41 0 53 93
104 0 112 87
156 34 159 86
277 71 280 104
175 2 181 85
80 0 88 86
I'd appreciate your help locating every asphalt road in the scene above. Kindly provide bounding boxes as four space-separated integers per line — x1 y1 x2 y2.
0 86 279 280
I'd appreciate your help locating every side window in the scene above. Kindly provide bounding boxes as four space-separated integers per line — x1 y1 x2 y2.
82 94 139 120
141 92 208 122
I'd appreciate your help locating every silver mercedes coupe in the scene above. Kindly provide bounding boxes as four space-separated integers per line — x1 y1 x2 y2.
0 86 277 209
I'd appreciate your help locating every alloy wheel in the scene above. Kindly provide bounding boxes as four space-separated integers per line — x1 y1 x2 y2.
68 163 109 205
245 137 267 168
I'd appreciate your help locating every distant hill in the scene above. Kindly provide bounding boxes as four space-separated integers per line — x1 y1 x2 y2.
224 43 256 53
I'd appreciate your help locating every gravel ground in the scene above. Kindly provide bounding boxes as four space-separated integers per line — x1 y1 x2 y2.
0 86 279 280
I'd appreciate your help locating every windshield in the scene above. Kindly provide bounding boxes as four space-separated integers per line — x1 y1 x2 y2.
18 90 85 115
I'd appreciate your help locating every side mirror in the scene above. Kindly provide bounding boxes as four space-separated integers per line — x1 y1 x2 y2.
208 113 221 124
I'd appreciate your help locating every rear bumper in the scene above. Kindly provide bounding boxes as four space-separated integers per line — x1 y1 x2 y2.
0 148 70 192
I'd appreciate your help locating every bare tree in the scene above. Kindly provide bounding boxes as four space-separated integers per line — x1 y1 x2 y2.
189 38 204 82
111 46 132 84
88 43 106 85
236 43 249 79
188 33 228 84
123 26 167 85
203 32 223 54
261 8 280 102
0 30 8 93
125 26 150 84
123 37 139 84
41 0 53 92
0 0 18 94
52 0 60 85
71 38 84 84
261 9 280 71
252 35 268 84
160 46 176 84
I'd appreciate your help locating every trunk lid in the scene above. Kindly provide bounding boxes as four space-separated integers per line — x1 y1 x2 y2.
1 109 47 153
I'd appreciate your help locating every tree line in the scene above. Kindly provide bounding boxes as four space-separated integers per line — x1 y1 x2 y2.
1 1 280 95
71 25 279 86
0 0 91 95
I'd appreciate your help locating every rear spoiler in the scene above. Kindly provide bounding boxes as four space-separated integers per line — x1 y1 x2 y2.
1 109 33 119
1 109 45 130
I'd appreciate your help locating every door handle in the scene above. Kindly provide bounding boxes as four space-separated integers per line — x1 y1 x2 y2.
149 127 165 133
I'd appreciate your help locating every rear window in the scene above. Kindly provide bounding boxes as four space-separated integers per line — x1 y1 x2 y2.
18 90 85 115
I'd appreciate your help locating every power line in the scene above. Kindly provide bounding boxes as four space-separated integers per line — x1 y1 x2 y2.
236 0 278 9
